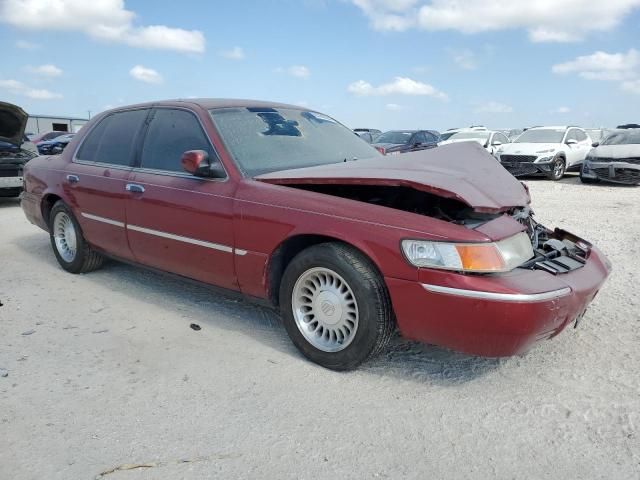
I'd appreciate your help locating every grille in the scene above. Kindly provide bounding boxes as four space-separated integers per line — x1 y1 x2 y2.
0 167 21 178
504 164 539 177
593 167 640 184
500 154 537 163
594 157 640 165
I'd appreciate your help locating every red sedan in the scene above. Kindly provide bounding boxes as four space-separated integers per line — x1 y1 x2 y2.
21 99 611 370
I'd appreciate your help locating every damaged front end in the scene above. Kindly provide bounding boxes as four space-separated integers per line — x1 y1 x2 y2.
513 207 593 274
0 101 36 196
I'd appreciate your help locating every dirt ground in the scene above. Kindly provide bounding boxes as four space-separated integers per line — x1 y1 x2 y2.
1 174 639 480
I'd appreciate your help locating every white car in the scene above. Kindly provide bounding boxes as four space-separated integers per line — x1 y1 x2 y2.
438 129 510 156
496 126 592 180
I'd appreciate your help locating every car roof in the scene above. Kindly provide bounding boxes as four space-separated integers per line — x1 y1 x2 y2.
106 98 308 112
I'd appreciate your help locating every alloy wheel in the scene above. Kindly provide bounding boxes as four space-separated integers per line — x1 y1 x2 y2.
291 267 359 352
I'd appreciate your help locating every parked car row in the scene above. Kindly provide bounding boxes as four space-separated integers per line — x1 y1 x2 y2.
359 123 636 184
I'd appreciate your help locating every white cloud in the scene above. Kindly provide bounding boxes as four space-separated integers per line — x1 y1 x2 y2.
386 103 403 111
16 39 39 49
622 79 640 94
0 79 62 99
276 65 311 78
221 46 245 60
449 48 476 70
348 76 448 100
351 0 640 42
552 49 640 95
552 49 639 81
26 64 63 77
551 106 571 114
0 0 205 53
474 101 513 113
129 65 163 84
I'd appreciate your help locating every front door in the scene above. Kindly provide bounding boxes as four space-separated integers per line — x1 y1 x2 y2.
124 107 237 290
66 108 149 261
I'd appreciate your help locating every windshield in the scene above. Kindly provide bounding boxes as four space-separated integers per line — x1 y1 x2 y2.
602 130 640 145
515 129 565 144
209 107 380 176
447 132 490 141
375 131 414 144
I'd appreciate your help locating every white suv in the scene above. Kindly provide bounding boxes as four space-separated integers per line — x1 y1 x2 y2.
496 126 592 180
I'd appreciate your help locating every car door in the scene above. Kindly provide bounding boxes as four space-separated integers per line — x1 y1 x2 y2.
67 108 149 260
410 132 428 151
125 107 238 290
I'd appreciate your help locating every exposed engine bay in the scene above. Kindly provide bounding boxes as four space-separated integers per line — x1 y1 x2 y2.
288 184 501 226
289 183 588 275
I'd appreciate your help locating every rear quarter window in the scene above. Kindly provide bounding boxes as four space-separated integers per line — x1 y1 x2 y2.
76 109 148 165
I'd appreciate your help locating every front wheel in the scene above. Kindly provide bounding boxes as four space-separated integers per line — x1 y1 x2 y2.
49 201 104 273
549 156 566 181
279 243 394 370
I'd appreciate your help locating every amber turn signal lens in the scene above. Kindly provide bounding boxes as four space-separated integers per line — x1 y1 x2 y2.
455 244 506 272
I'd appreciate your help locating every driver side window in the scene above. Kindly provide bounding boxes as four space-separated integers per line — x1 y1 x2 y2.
140 109 215 173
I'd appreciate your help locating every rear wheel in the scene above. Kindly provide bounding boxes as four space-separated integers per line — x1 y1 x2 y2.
279 243 394 370
49 201 103 273
549 156 566 181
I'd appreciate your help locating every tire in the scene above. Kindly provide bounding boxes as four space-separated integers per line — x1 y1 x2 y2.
549 155 566 181
49 201 104 274
279 242 394 370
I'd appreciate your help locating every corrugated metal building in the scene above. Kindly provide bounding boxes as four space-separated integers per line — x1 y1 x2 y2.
26 115 89 135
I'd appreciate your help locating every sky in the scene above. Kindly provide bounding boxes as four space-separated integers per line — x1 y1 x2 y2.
0 0 639 132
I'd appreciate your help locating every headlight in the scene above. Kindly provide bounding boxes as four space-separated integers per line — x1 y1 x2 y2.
536 149 555 154
535 156 553 163
401 232 534 273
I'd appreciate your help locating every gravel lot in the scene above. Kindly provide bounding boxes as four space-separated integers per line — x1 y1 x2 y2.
1 175 639 480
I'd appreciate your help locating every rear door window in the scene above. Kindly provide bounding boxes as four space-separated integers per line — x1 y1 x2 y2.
76 109 148 166
140 109 214 173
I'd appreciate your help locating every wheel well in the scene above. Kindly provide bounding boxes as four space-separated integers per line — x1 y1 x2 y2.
267 234 378 307
41 194 62 226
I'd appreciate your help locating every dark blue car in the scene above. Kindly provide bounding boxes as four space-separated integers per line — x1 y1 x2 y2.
372 130 439 155
37 133 75 155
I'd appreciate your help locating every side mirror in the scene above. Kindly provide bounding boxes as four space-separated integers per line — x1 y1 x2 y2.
591 142 599 148
181 150 225 178
566 139 578 145
492 140 502 146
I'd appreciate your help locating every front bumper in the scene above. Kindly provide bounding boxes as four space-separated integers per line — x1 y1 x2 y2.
0 176 23 188
500 157 554 177
582 159 640 185
386 246 610 357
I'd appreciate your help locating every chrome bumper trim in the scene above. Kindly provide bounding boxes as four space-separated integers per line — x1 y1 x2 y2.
421 283 571 302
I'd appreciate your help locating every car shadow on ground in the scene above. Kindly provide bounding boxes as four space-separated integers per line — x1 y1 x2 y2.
13 231 501 385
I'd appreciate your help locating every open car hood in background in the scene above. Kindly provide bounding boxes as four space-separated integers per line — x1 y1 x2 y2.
0 101 28 147
256 142 530 214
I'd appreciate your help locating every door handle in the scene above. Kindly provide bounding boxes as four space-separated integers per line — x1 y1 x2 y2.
125 183 145 193
66 174 79 184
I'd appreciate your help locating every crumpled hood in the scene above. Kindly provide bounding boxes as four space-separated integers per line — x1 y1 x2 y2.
256 142 530 213
499 142 559 154
0 101 28 147
590 144 640 159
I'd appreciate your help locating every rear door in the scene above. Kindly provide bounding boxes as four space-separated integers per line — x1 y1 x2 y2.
68 108 149 260
125 107 237 290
